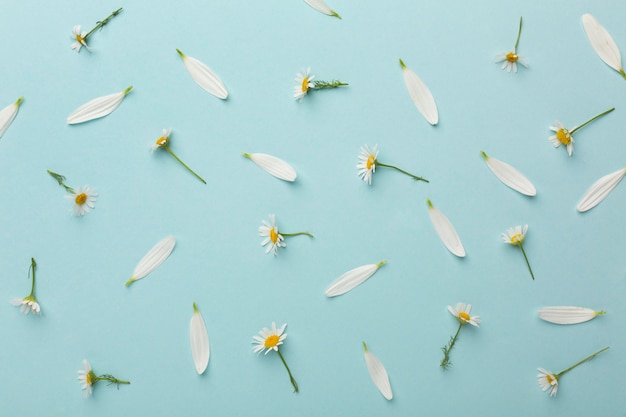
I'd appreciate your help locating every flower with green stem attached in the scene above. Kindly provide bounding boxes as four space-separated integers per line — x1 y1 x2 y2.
152 129 206 184
537 346 609 396
77 359 130 397
502 224 534 280
70 7 123 52
258 214 313 256
47 170 97 216
252 322 298 393
293 67 348 100
357 144 428 185
495 17 528 73
10 258 41 315
440 303 480 369
549 108 614 156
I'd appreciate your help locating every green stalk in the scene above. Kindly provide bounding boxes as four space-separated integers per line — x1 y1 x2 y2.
556 347 610 378
276 350 299 393
440 322 463 369
514 17 523 51
85 8 123 39
518 243 535 280
570 108 615 134
165 146 207 184
376 161 429 183
281 232 314 238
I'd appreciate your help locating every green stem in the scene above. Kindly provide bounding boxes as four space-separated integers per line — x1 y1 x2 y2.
330 10 341 19
85 8 123 39
376 161 429 183
96 374 131 386
518 243 534 280
276 350 299 393
556 346 610 378
165 146 207 184
313 80 349 89
440 322 463 369
620 69 626 80
281 232 314 238
47 170 75 194
570 108 615 134
28 258 36 297
514 16 523 51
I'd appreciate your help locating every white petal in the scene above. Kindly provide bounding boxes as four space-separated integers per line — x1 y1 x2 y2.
243 153 297 182
177 49 228 100
0 97 22 139
577 168 626 212
481 151 536 196
427 200 465 257
126 236 176 286
325 261 386 297
582 14 623 73
399 59 438 125
190 303 210 374
538 306 604 325
67 87 132 124
304 0 340 18
363 343 392 400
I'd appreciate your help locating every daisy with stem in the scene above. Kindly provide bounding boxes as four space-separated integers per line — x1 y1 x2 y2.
71 7 123 52
47 169 97 216
495 17 528 73
440 303 480 369
537 346 609 396
252 322 299 393
294 67 348 100
152 129 206 184
78 360 130 397
11 258 41 315
357 144 428 185
549 107 615 156
259 214 313 256
502 224 534 280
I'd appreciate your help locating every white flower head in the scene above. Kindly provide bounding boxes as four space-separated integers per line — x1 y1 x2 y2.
502 224 528 246
577 167 626 212
448 303 480 327
77 360 95 397
71 25 89 52
177 49 228 100
549 121 574 156
537 368 559 396
357 144 378 185
325 261 387 297
362 342 393 400
11 296 40 315
495 17 528 73
67 87 133 124
294 67 315 100
0 97 23 139
259 214 286 255
582 14 626 79
304 0 341 18
538 306 605 325
399 59 438 125
152 128 171 152
243 152 297 182
65 185 97 216
481 151 536 196
427 199 465 257
252 322 287 355
190 302 210 375
125 236 176 287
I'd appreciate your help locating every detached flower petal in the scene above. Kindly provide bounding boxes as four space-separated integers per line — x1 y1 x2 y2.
177 49 228 100
427 199 465 257
243 152 297 182
304 0 341 18
362 342 392 400
125 236 176 286
577 168 626 212
481 151 536 196
538 306 605 325
399 59 438 125
582 14 625 76
0 97 23 139
190 303 210 374
325 261 386 297
67 87 132 124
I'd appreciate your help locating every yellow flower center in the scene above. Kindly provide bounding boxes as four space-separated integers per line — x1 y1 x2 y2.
264 335 280 348
86 371 94 386
556 128 571 145
270 228 279 243
506 52 519 63
366 155 376 170
301 77 309 93
76 34 85 44
156 136 168 147
75 193 87 205
459 312 470 322
510 233 524 245
546 374 557 385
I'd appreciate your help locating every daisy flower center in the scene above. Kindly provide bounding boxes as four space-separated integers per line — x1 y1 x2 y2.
506 52 519 63
75 193 88 205
510 233 524 245
459 312 470 322
156 136 168 147
546 374 557 385
264 334 280 348
301 77 310 93
76 34 85 43
366 155 376 170
556 128 571 145
269 228 279 243
86 371 95 386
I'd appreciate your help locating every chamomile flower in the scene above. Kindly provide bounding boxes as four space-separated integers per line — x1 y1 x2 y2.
65 185 97 216
258 214 313 256
11 259 41 315
441 303 480 369
537 347 609 397
252 322 299 392
77 359 130 397
502 224 535 280
70 8 123 53
549 108 614 156
293 67 347 100
151 128 206 184
495 17 528 73
357 145 428 185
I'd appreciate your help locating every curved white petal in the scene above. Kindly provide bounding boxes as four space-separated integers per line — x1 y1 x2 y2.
577 168 626 212
363 343 392 400
582 14 623 73
126 236 176 286
399 59 438 125
243 152 297 182
304 0 340 18
538 306 604 325
177 49 228 100
427 200 465 257
0 97 22 139
325 261 386 297
190 303 210 374
481 151 536 196
67 87 132 124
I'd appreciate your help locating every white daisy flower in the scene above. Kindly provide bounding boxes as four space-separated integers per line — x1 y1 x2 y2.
577 167 626 212
357 144 428 185
71 25 89 52
362 342 393 400
77 359 130 397
252 322 298 392
427 199 465 257
304 0 341 18
537 368 559 396
481 151 536 196
448 303 480 327
177 49 228 100
294 67 315 100
243 152 297 182
538 306 606 325
399 58 438 125
125 236 176 287
0 96 23 139
325 261 387 297
258 215 313 256
67 86 133 124
502 224 535 280
151 128 206 184
190 302 210 375
495 17 528 73
582 14 626 79
10 258 40 315
65 185 97 216
549 108 614 157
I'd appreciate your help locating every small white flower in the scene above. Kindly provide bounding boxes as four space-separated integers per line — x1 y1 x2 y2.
152 128 171 152
537 368 559 396
65 185 97 216
427 199 465 257
67 87 133 124
549 121 574 156
582 14 626 79
495 50 528 73
362 342 393 400
447 303 480 327
252 322 287 355
502 224 528 246
11 296 40 315
125 236 176 287
399 59 438 125
538 306 605 325
325 261 387 297
294 68 315 100
70 25 89 52
0 97 23 139
356 144 378 185
303 0 341 18
190 302 210 375
481 151 536 196
259 214 285 255
577 167 626 212
177 49 228 100
243 152 297 182
77 360 95 397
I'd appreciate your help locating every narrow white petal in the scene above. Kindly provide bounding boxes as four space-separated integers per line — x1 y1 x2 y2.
427 200 465 257
325 261 386 297
481 151 536 196
577 168 626 212
363 343 392 400
178 49 228 99
126 236 176 286
304 0 340 18
0 97 22 138
538 306 603 325
190 303 210 374
67 87 132 124
400 59 438 125
244 153 297 182
582 14 623 73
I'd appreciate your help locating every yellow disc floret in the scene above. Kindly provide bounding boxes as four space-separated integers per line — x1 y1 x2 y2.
366 155 376 170
506 52 519 63
270 228 279 243
264 335 280 348
556 129 571 145
301 77 310 93
459 312 470 322
75 193 87 205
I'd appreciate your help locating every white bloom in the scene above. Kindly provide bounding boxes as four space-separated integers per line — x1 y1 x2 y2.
356 145 378 185
577 168 626 212
399 59 438 125
125 236 176 286
481 151 536 196
252 322 287 355
70 25 89 52
325 261 386 297
177 49 228 100
537 368 559 396
304 0 341 18
67 87 132 124
362 342 393 400
259 214 285 255
0 97 23 139
190 303 210 374
502 224 528 246
495 50 528 73
294 68 315 100
10 296 40 315
65 185 97 216
152 128 171 152
243 152 297 182
549 120 574 156
582 14 625 77
448 303 480 327
77 360 95 397
427 199 465 257
538 306 605 325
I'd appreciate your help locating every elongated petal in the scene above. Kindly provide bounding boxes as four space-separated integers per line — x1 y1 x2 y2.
243 152 297 182
582 14 623 73
363 343 392 400
577 168 626 212
190 303 210 374
177 49 228 100
325 261 386 297
427 200 465 257
538 306 605 325
126 236 176 286
67 87 132 124
481 151 536 196
399 59 438 125
304 0 341 18
0 97 22 139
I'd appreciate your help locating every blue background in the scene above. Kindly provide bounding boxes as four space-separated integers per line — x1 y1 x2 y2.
1 0 624 416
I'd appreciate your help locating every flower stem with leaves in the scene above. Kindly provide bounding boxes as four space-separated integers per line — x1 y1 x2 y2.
85 8 123 39
440 322 462 369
